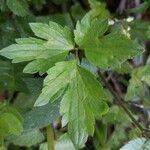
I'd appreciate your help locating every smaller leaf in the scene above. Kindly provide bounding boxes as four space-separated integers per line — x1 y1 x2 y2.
128 128 141 140
0 103 23 140
0 0 6 12
128 20 150 41
120 138 150 150
39 133 75 150
8 129 44 147
70 2 86 21
23 101 60 129
6 0 30 16
126 64 150 100
129 1 150 13
55 134 75 150
13 78 43 112
103 105 129 123
109 125 127 149
94 122 107 148
74 16 108 48
88 1 110 18
0 60 28 92
114 62 133 74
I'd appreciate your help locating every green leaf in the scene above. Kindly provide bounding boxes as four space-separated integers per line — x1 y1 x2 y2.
120 138 150 150
0 147 6 150
74 15 144 69
89 0 100 8
126 64 150 100
88 1 110 18
142 140 150 149
129 1 150 13
35 60 108 148
0 103 23 140
0 0 6 12
36 13 74 28
128 128 141 140
23 101 60 129
13 78 43 112
6 0 30 17
23 53 66 75
0 17 31 49
0 60 14 90
103 105 129 124
94 122 107 148
88 34 142 69
55 134 75 150
74 16 108 48
80 58 97 75
87 34 143 69
0 22 75 74
109 125 127 149
70 2 86 21
0 60 28 92
114 62 133 74
0 43 56 63
8 129 44 147
29 22 74 49
128 20 150 41
40 134 75 150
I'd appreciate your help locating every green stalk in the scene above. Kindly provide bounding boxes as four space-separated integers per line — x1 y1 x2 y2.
0 138 5 150
47 124 54 150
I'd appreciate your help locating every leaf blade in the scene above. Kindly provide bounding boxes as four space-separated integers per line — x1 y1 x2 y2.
35 60 108 148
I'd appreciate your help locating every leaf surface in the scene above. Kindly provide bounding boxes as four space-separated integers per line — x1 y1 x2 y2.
0 60 27 92
74 15 143 69
8 129 44 147
0 103 23 140
0 22 75 74
120 138 150 150
126 63 150 100
23 101 60 129
35 60 108 148
6 0 29 16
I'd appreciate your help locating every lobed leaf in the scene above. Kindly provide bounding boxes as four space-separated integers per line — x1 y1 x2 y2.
35 60 108 148
0 22 75 74
74 15 144 69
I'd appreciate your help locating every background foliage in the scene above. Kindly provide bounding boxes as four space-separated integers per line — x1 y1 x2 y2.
0 0 150 150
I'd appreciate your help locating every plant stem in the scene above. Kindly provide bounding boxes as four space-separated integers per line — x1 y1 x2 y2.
47 125 55 150
0 138 4 147
97 70 150 138
75 48 80 64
